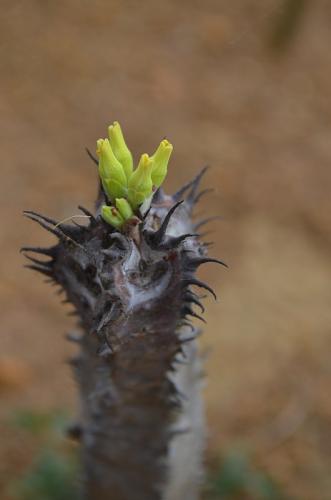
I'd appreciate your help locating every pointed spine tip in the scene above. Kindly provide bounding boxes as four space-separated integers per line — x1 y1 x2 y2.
166 233 199 248
78 205 96 222
173 166 209 203
23 211 64 239
183 291 205 313
151 200 185 245
22 253 53 268
20 246 55 257
182 305 206 324
186 256 228 270
65 332 83 343
182 278 217 300
85 147 98 165
193 188 214 205
24 264 54 279
194 215 223 231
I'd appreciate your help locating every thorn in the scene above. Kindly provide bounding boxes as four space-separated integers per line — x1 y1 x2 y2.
23 210 57 226
173 166 209 202
182 278 217 300
55 223 82 238
72 220 85 229
182 305 206 324
85 147 98 165
180 334 198 343
172 357 189 366
150 200 184 245
193 188 214 205
166 233 199 248
78 205 95 221
183 291 205 313
189 311 206 324
22 253 53 268
67 310 79 317
67 355 82 367
20 246 55 257
65 332 82 343
176 344 188 359
152 187 165 203
186 256 228 269
169 426 191 437
158 200 184 239
24 211 82 242
179 320 195 332
194 216 222 231
67 423 83 441
199 230 215 239
24 264 54 278
44 278 56 285
23 211 64 239
186 167 210 206
142 205 152 221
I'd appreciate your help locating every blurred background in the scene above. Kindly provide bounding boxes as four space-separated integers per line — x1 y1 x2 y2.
1 1 330 499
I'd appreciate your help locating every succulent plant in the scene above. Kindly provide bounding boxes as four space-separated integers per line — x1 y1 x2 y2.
22 123 226 500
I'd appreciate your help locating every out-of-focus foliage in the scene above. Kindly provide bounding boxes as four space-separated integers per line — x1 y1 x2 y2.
15 451 78 500
207 452 289 500
269 0 308 51
8 410 79 500
10 410 68 437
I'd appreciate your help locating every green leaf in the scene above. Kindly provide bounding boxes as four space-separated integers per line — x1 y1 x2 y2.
97 139 127 201
108 122 133 181
101 205 125 229
127 153 154 210
151 139 173 188
115 198 134 220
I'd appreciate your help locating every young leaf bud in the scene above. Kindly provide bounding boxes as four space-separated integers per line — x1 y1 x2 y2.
108 122 133 181
151 139 173 188
127 154 154 210
98 139 127 201
101 205 124 229
96 139 104 157
115 198 134 220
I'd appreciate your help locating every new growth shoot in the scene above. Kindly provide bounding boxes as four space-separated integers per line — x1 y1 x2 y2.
97 122 173 229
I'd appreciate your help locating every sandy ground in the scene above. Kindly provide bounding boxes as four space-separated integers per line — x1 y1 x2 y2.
0 1 331 499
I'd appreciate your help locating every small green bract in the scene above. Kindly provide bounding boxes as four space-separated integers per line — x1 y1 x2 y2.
97 122 173 229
